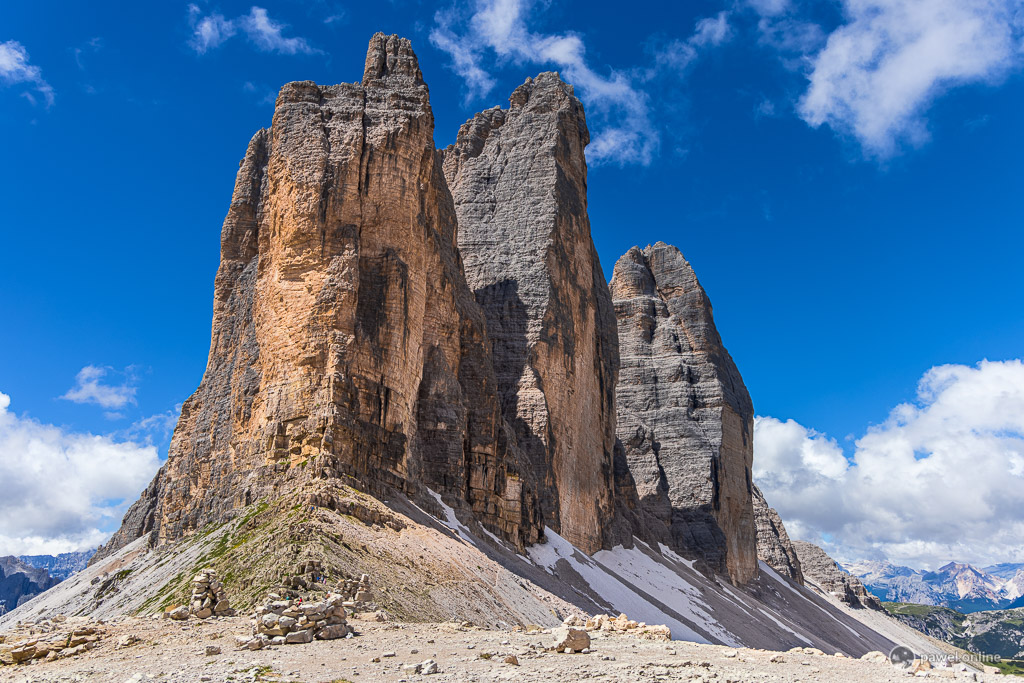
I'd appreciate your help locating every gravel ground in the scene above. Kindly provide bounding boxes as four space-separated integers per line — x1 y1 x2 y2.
0 614 995 683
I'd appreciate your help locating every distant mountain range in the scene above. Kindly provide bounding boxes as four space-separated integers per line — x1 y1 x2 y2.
845 559 1024 613
884 602 1024 659
19 550 95 582
0 550 94 615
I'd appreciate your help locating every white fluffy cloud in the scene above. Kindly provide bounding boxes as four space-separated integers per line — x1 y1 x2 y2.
797 0 1024 157
0 39 54 107
430 0 660 165
0 391 162 556
61 365 137 411
755 359 1024 569
187 5 320 56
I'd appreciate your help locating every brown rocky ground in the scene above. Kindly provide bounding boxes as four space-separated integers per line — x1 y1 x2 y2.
1 614 996 683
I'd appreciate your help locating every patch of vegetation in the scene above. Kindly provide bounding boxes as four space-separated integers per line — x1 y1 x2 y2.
991 659 1024 677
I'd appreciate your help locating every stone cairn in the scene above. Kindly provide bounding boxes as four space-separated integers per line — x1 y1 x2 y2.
189 569 234 619
237 593 349 650
339 573 375 607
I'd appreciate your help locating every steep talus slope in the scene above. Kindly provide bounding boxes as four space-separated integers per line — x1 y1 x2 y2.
440 74 629 554
609 243 756 584
95 33 542 561
3 493 939 659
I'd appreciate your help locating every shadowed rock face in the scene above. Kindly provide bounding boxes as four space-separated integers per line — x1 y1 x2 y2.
610 243 757 585
753 484 804 585
95 33 543 561
441 74 627 554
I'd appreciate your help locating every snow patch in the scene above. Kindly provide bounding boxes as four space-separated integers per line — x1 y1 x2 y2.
527 528 720 644
424 488 475 544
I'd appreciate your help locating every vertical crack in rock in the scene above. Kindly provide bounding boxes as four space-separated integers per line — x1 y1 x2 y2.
610 242 758 584
441 74 624 554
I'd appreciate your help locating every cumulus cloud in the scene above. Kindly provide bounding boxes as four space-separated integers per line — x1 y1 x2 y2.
187 5 320 56
797 0 1024 157
0 391 162 556
430 1 736 165
691 11 735 47
755 359 1024 569
60 365 138 411
0 40 54 107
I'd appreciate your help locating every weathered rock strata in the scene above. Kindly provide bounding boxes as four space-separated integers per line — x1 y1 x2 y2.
441 73 627 554
753 485 804 585
610 243 757 584
97 33 542 561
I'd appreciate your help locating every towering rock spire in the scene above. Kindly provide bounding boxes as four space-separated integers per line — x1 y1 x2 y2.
96 34 542 561
441 73 626 554
610 243 758 584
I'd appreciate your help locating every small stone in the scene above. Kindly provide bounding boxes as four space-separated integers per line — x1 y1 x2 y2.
205 645 221 656
504 655 519 666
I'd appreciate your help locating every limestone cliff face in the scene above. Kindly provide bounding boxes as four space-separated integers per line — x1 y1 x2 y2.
610 243 757 585
440 74 625 554
96 34 542 561
753 484 804 584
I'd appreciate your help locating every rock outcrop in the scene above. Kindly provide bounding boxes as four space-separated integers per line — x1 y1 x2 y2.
441 73 626 554
96 33 542 561
0 557 56 612
609 243 757 584
792 541 882 610
752 485 804 584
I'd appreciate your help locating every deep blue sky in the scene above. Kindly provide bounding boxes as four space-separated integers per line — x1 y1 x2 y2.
2 0 1022 463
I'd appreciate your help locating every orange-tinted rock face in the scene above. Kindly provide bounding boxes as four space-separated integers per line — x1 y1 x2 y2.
97 36 765 587
96 34 542 560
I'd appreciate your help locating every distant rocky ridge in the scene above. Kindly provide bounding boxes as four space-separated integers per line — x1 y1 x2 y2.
19 551 94 582
0 556 56 614
848 559 1024 613
792 541 882 610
